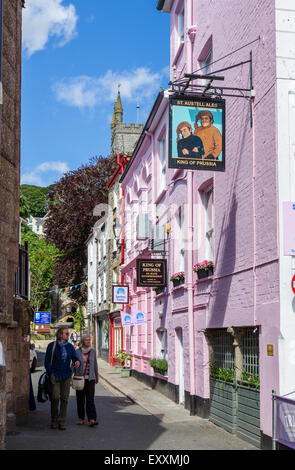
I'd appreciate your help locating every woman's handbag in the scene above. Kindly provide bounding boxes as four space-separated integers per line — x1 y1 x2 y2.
71 375 85 391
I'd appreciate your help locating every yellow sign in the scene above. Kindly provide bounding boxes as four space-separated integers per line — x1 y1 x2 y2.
267 344 274 356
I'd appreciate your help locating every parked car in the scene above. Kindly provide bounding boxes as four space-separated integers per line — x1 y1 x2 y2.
30 343 37 372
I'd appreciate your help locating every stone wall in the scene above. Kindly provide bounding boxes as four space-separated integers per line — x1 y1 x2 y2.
0 0 24 449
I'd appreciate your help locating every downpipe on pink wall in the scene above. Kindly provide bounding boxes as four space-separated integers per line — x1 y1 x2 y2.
187 170 196 412
145 131 155 361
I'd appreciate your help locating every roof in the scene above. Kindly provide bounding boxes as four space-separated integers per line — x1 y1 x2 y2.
156 0 173 12
119 91 165 183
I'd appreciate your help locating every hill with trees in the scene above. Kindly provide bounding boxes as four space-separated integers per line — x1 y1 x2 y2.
20 184 55 217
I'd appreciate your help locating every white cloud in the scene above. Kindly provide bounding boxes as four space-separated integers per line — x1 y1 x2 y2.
21 161 70 186
22 0 78 57
53 67 169 109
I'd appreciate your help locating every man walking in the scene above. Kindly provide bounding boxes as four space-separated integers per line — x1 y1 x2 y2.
45 326 80 430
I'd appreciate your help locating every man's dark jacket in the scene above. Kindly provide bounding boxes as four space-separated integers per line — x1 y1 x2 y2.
45 341 79 381
177 134 204 158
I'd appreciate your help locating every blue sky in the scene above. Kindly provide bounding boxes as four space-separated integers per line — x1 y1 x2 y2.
21 0 170 187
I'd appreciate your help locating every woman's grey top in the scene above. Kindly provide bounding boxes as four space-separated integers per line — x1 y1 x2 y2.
73 348 99 382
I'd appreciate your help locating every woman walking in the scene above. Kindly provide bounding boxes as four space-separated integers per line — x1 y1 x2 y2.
74 335 99 427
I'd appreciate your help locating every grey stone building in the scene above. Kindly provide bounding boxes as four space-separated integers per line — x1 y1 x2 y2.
0 0 30 450
110 90 143 158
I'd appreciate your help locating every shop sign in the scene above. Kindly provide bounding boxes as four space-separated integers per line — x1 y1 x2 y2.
168 95 225 171
276 396 295 449
112 285 129 304
283 202 295 256
34 311 51 325
136 259 167 287
120 310 135 327
120 309 147 327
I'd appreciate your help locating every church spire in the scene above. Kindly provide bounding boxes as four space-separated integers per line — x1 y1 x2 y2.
111 84 123 129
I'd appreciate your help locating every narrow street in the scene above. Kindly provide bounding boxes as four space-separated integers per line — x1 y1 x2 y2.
6 361 256 451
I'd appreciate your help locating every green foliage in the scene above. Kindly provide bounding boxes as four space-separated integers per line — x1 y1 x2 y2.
20 192 31 219
21 226 60 316
20 184 53 218
240 370 260 390
45 156 113 305
150 358 168 372
73 305 85 332
210 363 235 384
115 350 132 367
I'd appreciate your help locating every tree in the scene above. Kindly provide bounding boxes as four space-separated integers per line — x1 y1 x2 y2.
20 192 31 219
45 156 114 304
20 184 54 217
21 226 60 315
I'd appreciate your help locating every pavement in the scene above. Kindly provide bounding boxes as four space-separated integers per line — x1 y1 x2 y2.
98 359 195 425
8 350 257 451
97 359 256 449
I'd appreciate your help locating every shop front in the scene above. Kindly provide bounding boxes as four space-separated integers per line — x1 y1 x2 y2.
109 313 123 366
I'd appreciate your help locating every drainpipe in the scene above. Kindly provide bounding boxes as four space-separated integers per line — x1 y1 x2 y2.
145 131 155 362
187 170 196 414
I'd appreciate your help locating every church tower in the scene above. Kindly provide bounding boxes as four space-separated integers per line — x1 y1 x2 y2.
110 86 144 158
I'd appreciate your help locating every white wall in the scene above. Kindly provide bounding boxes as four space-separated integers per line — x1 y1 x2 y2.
276 0 295 395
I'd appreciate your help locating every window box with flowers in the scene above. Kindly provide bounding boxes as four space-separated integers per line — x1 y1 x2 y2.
170 272 185 287
150 358 168 377
193 260 214 280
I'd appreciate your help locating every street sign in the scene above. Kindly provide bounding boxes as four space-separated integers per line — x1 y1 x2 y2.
34 311 51 325
292 275 295 294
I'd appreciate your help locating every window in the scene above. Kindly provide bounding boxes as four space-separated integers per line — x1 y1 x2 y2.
159 133 166 193
178 4 184 44
136 213 150 240
37 225 39 232
89 241 93 264
103 272 107 301
158 329 168 360
113 191 117 211
129 326 134 351
98 276 102 304
112 269 117 286
204 186 214 260
200 47 213 87
98 240 101 263
103 237 107 258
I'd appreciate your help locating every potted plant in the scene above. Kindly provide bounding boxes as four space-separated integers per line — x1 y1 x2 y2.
170 272 185 287
193 260 214 279
115 350 132 376
150 358 168 376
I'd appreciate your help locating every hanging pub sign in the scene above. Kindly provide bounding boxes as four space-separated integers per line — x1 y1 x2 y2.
112 285 129 304
168 95 225 171
136 259 167 288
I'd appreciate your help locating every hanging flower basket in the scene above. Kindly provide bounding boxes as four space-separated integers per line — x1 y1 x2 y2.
170 272 185 287
193 261 214 279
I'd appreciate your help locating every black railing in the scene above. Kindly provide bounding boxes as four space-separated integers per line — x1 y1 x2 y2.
14 242 29 300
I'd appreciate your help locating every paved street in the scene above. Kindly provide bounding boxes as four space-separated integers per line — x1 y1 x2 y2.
6 357 257 451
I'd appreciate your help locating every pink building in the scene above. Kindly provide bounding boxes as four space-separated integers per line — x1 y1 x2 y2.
120 0 295 449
